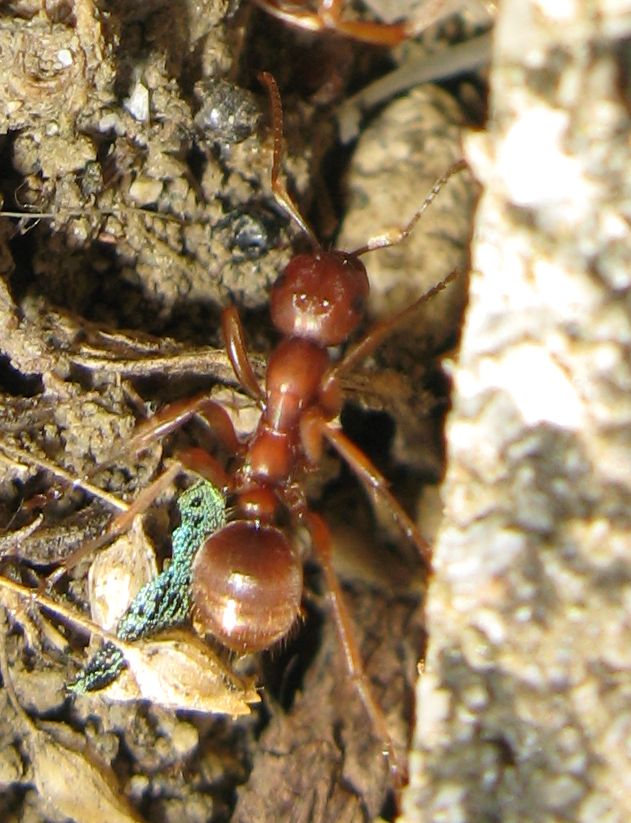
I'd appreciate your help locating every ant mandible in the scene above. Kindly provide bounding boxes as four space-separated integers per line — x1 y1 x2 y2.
66 71 465 779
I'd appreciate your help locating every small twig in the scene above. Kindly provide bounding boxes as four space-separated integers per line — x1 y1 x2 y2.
0 443 129 513
0 574 130 650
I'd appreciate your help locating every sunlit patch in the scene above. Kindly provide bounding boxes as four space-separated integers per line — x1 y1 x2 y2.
497 107 593 219
481 344 585 429
228 571 255 595
220 598 239 634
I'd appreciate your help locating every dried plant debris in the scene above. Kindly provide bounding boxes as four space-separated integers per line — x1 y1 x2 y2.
0 498 419 822
0 3 304 341
0 549 260 820
233 583 423 823
70 480 231 696
0 609 145 823
0 415 426 820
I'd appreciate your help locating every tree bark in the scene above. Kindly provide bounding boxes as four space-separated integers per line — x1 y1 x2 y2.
403 2 631 821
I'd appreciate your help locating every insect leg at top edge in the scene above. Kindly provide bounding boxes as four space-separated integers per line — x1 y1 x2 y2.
250 0 454 45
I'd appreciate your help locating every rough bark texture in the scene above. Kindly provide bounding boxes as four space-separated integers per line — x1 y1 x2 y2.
403 2 631 822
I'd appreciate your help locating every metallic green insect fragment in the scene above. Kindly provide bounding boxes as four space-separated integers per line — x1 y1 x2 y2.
69 480 226 693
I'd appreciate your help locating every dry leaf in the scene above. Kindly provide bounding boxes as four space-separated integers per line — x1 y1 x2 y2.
24 722 145 823
1 572 258 716
88 517 158 630
0 608 145 823
101 632 260 715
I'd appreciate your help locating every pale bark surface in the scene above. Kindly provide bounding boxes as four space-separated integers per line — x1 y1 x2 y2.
403 1 631 821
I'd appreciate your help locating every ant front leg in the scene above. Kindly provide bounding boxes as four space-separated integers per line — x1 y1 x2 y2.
221 305 265 404
322 267 462 386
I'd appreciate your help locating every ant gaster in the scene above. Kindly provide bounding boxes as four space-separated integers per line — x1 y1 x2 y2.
66 72 465 779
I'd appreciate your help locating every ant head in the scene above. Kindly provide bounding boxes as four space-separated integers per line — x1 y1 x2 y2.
270 250 369 346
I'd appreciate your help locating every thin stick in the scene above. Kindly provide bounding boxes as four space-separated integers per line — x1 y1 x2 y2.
0 443 128 513
0 574 122 646
46 461 182 585
0 606 35 729
0 207 185 224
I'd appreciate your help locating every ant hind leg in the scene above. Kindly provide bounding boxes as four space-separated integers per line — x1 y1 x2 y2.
304 510 407 785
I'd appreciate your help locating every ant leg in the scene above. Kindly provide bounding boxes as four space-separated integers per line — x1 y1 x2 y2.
128 395 242 456
323 268 462 389
48 447 231 585
315 0 408 45
47 461 183 583
319 162 467 387
221 306 265 404
252 0 407 45
43 392 242 584
305 510 406 784
301 411 432 565
174 447 231 489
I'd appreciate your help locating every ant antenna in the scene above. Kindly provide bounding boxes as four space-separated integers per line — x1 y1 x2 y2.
350 158 467 257
258 71 319 247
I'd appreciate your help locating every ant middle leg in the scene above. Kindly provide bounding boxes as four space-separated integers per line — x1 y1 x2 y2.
301 410 432 564
128 395 243 456
128 302 268 454
47 422 235 585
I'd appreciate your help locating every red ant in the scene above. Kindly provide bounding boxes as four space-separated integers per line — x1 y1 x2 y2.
54 72 465 780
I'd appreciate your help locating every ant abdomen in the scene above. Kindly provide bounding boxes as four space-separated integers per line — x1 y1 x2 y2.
191 520 303 652
270 250 369 345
